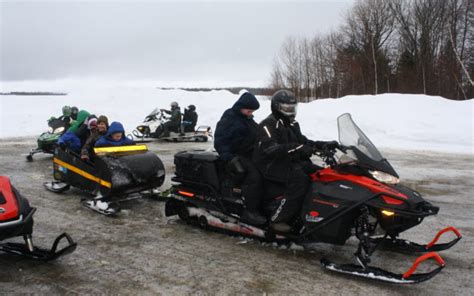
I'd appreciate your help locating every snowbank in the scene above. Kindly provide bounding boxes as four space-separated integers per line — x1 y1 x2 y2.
0 80 472 154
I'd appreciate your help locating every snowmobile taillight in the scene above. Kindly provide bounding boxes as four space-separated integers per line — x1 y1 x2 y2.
402 252 445 279
178 190 195 198
426 226 462 249
381 210 395 216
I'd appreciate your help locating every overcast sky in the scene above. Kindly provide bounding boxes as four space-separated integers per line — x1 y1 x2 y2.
1 0 353 86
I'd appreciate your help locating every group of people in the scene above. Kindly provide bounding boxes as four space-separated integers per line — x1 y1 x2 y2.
156 102 198 138
214 90 338 231
57 107 134 160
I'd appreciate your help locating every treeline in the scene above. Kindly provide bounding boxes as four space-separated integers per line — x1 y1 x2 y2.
269 0 473 101
0 92 67 96
157 87 275 96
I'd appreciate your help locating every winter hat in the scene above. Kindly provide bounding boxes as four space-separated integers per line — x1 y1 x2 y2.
97 115 109 128
87 116 98 129
233 92 260 110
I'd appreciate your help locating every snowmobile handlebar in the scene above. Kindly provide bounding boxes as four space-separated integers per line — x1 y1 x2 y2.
314 143 348 167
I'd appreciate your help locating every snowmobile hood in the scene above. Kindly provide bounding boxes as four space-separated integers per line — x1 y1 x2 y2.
0 176 19 221
232 92 260 111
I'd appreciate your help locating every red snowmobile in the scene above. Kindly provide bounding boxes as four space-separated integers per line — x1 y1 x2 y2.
164 113 461 284
0 176 76 260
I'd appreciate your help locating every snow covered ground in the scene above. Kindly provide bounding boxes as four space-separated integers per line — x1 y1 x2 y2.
0 79 472 154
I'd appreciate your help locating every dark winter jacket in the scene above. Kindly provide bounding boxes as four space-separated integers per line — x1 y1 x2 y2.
95 122 135 147
163 107 182 124
214 93 260 161
253 114 314 182
81 129 107 158
182 109 198 130
58 131 82 153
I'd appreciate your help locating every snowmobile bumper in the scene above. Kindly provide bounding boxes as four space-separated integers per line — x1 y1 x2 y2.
321 252 445 284
371 226 462 253
0 232 77 261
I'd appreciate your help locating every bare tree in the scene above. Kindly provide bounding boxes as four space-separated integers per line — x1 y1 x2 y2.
344 0 395 94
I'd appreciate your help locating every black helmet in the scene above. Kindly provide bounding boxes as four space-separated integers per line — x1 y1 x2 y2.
187 104 196 112
271 90 298 119
70 106 79 120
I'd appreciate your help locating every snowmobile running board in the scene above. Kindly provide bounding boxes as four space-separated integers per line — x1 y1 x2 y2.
370 226 462 253
0 233 77 261
321 252 445 284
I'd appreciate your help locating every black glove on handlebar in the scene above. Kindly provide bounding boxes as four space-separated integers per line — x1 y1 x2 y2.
322 140 339 150
309 140 339 151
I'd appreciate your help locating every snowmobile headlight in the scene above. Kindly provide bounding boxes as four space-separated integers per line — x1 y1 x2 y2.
381 210 395 216
48 127 54 133
369 170 399 184
53 127 65 134
137 126 144 132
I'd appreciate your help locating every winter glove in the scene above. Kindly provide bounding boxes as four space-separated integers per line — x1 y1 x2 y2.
299 144 314 159
229 156 245 174
322 141 339 150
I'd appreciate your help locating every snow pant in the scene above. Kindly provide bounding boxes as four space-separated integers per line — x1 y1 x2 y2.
227 156 263 212
180 121 196 133
156 121 180 137
263 164 311 224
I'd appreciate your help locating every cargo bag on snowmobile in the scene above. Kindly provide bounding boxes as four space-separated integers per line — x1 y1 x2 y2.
174 150 221 191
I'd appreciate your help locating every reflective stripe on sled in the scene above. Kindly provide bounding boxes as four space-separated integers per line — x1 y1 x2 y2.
93 145 148 155
53 158 112 188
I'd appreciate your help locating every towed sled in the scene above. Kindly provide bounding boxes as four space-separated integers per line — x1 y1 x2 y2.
44 145 165 216
164 113 461 284
26 118 68 161
132 108 211 142
0 176 76 260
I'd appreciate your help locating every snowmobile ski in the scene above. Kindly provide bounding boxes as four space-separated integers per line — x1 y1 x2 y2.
82 199 119 216
0 233 77 261
370 226 462 254
43 181 71 193
321 252 445 284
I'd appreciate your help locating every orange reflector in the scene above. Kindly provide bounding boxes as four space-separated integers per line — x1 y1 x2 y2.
178 191 195 197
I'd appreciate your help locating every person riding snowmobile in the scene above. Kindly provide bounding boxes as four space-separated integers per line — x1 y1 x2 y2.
80 115 109 160
57 110 91 153
253 90 338 231
181 104 198 134
95 121 135 147
48 106 75 129
157 101 182 138
214 92 266 225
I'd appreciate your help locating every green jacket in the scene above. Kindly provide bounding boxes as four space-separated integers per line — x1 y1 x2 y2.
68 110 90 133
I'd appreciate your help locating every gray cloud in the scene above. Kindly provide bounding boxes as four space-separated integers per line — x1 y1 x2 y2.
1 1 352 85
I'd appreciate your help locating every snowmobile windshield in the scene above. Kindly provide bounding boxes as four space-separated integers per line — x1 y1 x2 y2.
337 113 384 162
48 118 67 130
147 108 160 118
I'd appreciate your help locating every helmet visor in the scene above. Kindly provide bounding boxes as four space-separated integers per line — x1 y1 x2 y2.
279 103 298 117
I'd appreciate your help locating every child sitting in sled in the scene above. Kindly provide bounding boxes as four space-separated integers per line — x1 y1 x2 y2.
95 121 135 147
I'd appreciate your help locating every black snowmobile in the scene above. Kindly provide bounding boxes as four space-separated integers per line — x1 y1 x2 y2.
132 108 212 142
44 144 166 216
26 118 68 161
164 113 461 284
0 176 76 260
